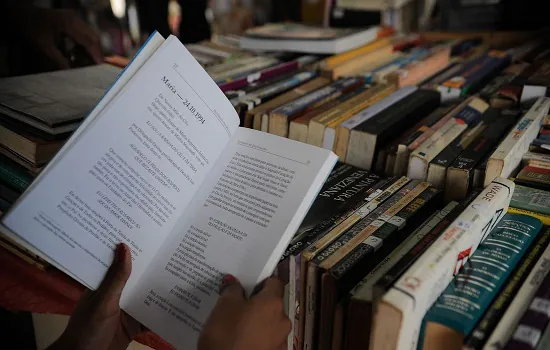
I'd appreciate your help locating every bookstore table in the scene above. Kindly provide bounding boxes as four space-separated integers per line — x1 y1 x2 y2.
0 247 173 350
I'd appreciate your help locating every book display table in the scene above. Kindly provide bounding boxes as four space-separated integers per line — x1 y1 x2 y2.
0 247 174 350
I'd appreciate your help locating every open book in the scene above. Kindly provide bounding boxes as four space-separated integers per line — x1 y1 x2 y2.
0 33 337 349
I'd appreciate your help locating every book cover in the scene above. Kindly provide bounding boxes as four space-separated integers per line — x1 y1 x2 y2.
464 226 550 350
421 213 543 349
511 185 550 216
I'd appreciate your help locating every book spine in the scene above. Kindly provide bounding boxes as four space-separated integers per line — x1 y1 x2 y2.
349 209 444 302
329 186 441 279
316 182 430 269
483 238 550 349
508 208 550 226
272 78 361 118
408 119 467 181
338 86 418 131
465 227 550 350
0 159 33 192
371 196 471 300
504 266 550 350
423 214 543 337
479 62 530 101
302 176 409 260
307 179 418 267
485 97 550 187
285 180 383 260
393 47 451 88
378 178 514 350
281 169 382 260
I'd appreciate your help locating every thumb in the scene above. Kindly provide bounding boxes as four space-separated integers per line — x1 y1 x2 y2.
96 243 132 299
219 274 245 300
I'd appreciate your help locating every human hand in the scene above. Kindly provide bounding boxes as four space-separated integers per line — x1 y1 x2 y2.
47 243 145 350
199 275 291 350
12 6 102 69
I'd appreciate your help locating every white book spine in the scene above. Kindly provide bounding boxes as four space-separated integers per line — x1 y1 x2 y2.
483 245 550 350
407 118 467 180
378 178 514 350
484 97 550 187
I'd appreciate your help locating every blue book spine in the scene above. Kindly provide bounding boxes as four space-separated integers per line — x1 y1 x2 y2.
421 213 543 343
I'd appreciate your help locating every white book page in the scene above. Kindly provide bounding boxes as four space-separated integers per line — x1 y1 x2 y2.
122 127 337 350
2 35 239 291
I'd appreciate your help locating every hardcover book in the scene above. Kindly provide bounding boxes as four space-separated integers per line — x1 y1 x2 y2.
422 213 543 349
464 226 550 350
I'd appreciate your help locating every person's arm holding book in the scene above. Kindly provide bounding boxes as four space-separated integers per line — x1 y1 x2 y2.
46 243 290 350
0 1 102 68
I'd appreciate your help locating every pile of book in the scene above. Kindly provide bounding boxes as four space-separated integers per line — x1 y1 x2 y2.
2 22 550 350
0 63 123 268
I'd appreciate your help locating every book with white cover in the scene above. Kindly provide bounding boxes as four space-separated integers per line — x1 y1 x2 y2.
482 243 550 350
239 23 383 54
371 178 514 350
0 33 337 350
484 96 550 187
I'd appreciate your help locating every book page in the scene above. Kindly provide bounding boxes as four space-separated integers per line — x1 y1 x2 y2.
122 127 337 349
2 35 240 291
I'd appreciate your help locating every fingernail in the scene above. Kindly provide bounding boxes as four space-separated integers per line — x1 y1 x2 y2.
116 244 126 262
221 274 237 286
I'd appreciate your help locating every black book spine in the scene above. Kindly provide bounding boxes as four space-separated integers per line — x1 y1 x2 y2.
357 89 441 144
329 186 441 282
400 105 456 147
372 189 480 296
431 108 500 169
310 180 420 265
465 226 550 350
450 112 519 171
281 176 390 260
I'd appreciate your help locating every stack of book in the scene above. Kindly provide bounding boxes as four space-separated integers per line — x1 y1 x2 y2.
0 63 122 268
3 23 550 350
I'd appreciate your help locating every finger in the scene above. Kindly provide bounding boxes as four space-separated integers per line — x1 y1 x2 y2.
41 45 70 69
96 243 132 298
219 274 246 300
255 277 285 299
